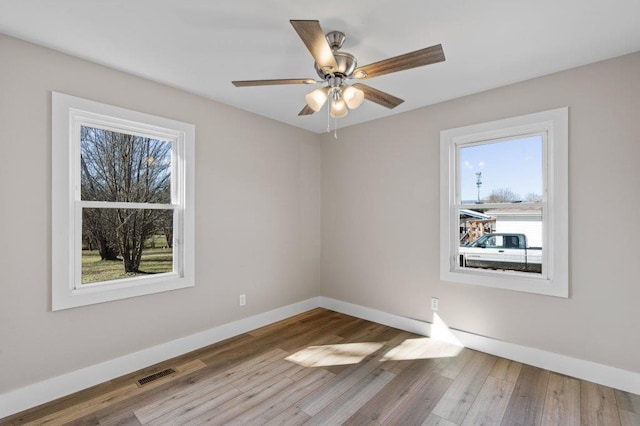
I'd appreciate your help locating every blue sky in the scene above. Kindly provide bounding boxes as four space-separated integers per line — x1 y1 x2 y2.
459 135 543 202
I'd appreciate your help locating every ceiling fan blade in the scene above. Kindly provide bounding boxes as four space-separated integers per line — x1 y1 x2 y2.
232 78 316 87
354 44 445 79
290 20 339 73
298 105 315 116
352 83 404 109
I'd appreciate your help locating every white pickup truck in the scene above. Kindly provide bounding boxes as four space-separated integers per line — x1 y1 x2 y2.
459 233 542 273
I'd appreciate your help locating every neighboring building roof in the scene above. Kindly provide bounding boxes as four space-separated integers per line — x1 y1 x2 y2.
459 209 492 220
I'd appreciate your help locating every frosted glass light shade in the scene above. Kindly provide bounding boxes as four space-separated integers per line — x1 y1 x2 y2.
305 87 329 112
342 86 364 109
330 98 348 118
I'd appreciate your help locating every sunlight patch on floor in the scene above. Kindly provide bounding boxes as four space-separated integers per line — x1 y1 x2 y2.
286 314 465 367
286 342 385 367
380 337 463 361
380 314 464 361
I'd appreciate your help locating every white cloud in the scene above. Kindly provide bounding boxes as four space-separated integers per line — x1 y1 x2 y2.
464 161 473 169
478 161 485 168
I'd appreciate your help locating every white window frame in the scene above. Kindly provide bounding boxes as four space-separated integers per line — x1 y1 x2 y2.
440 108 568 297
52 92 195 310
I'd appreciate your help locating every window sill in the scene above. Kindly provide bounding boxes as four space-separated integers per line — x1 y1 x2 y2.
441 267 567 298
54 274 194 311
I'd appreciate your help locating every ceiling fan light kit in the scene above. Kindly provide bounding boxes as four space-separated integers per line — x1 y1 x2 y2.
342 85 365 109
305 87 329 112
330 95 348 118
305 78 364 117
232 19 445 131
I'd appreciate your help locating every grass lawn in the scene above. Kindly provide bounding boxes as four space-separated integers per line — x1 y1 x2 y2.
82 247 173 284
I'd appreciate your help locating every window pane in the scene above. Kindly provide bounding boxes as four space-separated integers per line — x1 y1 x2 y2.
460 136 543 203
81 208 174 284
458 208 542 274
81 126 172 203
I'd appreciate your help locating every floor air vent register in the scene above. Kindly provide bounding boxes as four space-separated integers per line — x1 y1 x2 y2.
136 368 176 386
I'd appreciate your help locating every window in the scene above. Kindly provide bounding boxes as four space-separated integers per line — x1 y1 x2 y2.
440 108 568 297
52 92 195 310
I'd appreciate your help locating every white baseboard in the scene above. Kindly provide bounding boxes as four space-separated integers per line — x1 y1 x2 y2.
0 297 320 419
2 296 638 419
319 297 640 395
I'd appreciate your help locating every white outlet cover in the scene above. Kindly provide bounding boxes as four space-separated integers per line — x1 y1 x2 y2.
431 298 439 311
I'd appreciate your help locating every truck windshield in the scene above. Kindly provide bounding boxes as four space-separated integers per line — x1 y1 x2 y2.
470 235 503 248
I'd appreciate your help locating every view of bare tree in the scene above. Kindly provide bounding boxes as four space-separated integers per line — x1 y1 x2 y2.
80 126 172 274
524 192 543 202
485 187 520 203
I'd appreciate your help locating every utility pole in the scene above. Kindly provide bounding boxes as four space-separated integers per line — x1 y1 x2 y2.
475 172 482 203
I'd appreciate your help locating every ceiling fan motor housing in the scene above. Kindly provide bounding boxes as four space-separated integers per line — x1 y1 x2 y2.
315 51 357 80
314 31 357 80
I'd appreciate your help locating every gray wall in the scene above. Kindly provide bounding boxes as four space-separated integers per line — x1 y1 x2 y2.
321 51 640 373
1 30 638 397
0 34 321 393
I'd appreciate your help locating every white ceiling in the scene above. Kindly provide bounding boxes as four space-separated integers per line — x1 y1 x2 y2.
1 1 639 133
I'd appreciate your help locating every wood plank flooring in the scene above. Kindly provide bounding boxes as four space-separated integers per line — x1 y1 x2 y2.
2 308 639 425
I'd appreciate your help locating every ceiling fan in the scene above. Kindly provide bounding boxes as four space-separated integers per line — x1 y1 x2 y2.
232 20 445 120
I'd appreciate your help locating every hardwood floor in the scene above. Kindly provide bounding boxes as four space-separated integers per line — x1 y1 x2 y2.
2 308 639 425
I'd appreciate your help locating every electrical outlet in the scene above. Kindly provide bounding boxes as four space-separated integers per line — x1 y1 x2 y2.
431 297 439 312
239 294 246 306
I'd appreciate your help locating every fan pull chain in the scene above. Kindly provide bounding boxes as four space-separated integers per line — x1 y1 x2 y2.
334 116 338 139
327 95 331 133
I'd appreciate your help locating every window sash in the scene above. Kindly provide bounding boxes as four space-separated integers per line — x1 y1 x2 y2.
74 204 182 290
451 130 549 280
72 111 183 207
453 205 548 279
72 114 185 290
454 131 548 205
